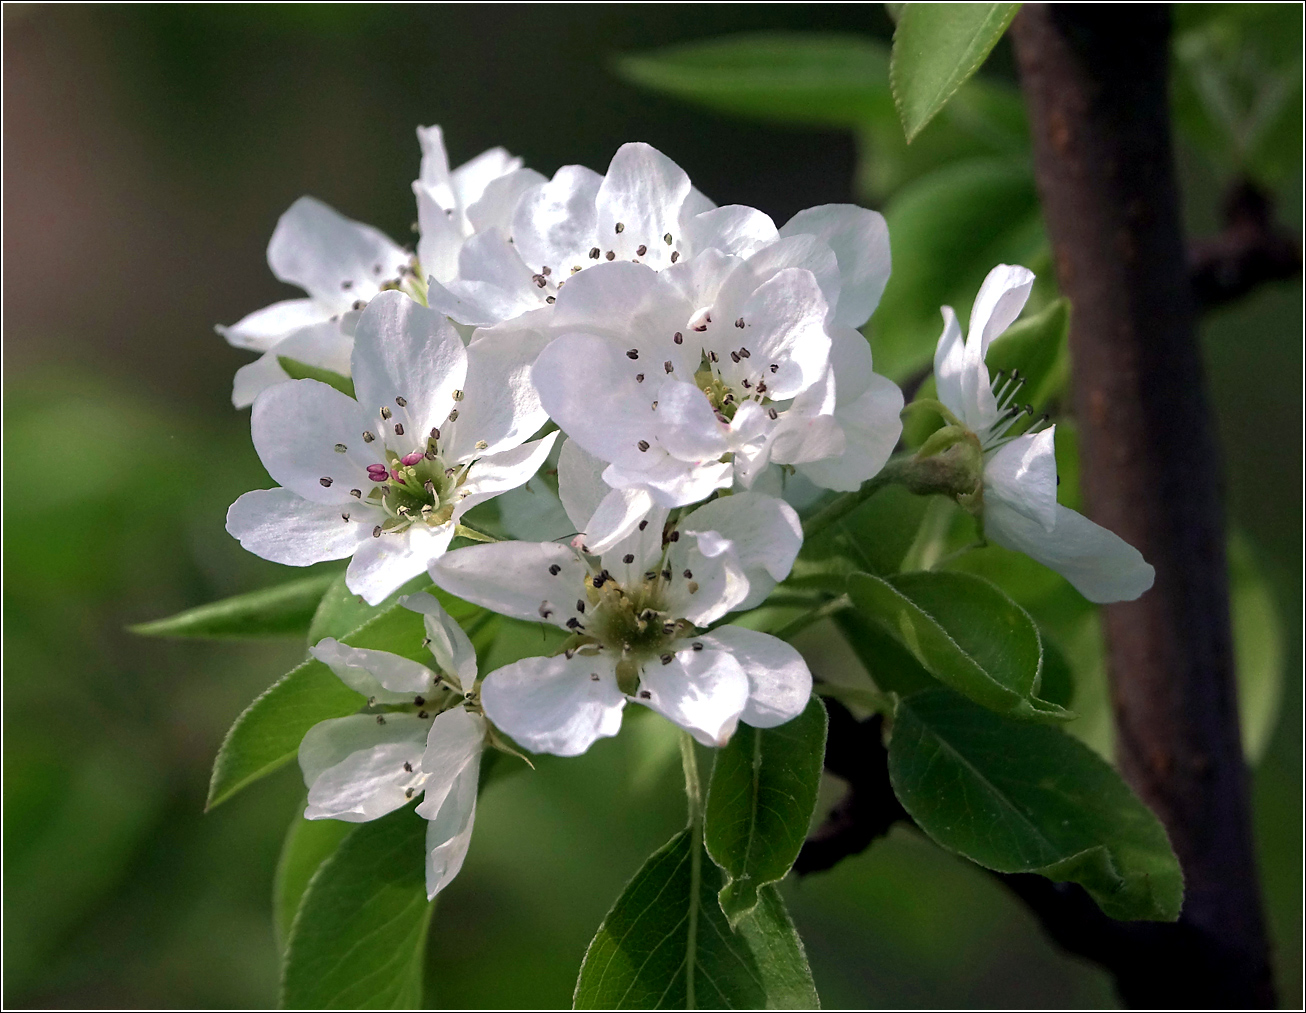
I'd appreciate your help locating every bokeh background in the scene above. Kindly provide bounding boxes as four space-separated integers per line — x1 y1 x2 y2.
4 4 1300 1008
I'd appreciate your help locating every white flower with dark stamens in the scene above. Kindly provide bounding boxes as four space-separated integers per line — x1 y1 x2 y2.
430 449 810 756
424 142 716 328
527 251 838 548
299 593 485 899
934 264 1155 603
226 291 557 605
220 127 530 407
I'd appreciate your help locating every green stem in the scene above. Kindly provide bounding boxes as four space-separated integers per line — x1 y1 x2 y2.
799 458 912 539
771 594 852 642
454 523 501 543
679 731 702 1010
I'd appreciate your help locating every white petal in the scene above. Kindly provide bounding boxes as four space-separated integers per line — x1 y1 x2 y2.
226 488 371 565
309 637 437 703
441 326 551 461
598 498 671 587
685 205 778 259
769 413 846 466
299 713 429 822
984 429 1058 532
217 298 328 352
677 492 803 607
511 164 603 273
346 524 456 607
232 320 355 409
557 438 613 533
697 626 812 728
249 379 374 502
452 432 560 519
424 750 481 899
933 305 969 422
550 260 662 333
430 542 587 628
415 125 455 206
737 234 841 325
465 166 547 233
401 592 479 686
638 647 749 747
583 486 658 557
268 196 408 308
451 146 524 213
596 143 692 270
655 378 731 462
415 709 485 820
712 267 831 399
799 371 904 491
602 457 733 508
984 501 1156 604
480 653 626 757
968 263 1036 358
351 291 468 443
780 205 891 328
661 530 749 627
425 229 541 328
414 184 464 285
534 332 663 471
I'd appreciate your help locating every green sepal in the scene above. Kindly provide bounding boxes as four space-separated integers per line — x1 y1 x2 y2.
278 356 356 399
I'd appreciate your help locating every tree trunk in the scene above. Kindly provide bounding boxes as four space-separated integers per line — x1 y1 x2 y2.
1010 5 1274 1007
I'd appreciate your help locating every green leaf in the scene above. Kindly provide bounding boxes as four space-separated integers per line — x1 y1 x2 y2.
704 697 827 925
306 572 479 645
281 805 434 1009
1229 533 1284 764
848 570 1069 720
835 608 938 697
984 297 1070 411
273 810 353 953
573 828 818 1009
616 33 893 128
129 571 338 640
889 687 1183 921
278 356 356 399
873 157 1044 382
890 3 1023 141
206 601 429 809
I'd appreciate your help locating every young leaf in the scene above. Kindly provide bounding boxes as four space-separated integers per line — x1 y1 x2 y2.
281 805 434 1009
273 811 353 952
307 572 482 645
573 828 818 1009
889 687 1183 921
704 697 828 925
848 570 1069 720
277 356 356 399
129 571 338 640
206 602 429 809
616 32 893 127
890 2 1023 141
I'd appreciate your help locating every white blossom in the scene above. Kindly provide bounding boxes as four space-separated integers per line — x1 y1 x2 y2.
227 291 556 605
429 444 810 756
220 127 529 407
299 593 484 899
933 264 1155 603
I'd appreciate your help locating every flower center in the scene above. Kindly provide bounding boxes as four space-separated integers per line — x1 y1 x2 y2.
365 434 463 534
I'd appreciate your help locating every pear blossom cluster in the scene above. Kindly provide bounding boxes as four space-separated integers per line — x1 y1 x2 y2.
219 126 1153 900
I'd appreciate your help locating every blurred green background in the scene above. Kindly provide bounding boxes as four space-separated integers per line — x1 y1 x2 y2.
3 4 1299 1008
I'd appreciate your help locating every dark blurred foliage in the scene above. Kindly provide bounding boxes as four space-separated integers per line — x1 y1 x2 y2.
3 4 1299 1008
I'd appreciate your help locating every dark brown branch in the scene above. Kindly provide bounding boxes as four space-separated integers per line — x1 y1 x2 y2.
1009 5 1273 1006
1190 178 1301 310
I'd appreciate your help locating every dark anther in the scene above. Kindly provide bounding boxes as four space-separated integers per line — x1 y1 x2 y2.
380 406 393 420
730 351 741 363
637 440 650 451
546 296 556 304
669 531 679 542
770 363 779 373
615 222 625 233
395 396 407 407
673 331 684 344
605 250 616 261
683 569 692 579
352 300 366 311
549 563 561 575
576 600 587 613
566 617 582 629
320 477 333 487
394 423 404 436
639 690 652 699
661 569 672 580
533 274 547 288
636 373 644 382
350 488 362 498
626 349 639 359
738 347 750 358
735 317 745 328
623 553 635 563
363 431 375 442
372 526 382 537
768 408 779 420
414 696 425 706
403 762 413 772
692 642 703 651
670 251 679 263
376 715 386 725
342 280 353 290
589 247 600 259
638 520 648 530
636 244 647 256
664 360 674 373
660 653 674 665
590 672 601 681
